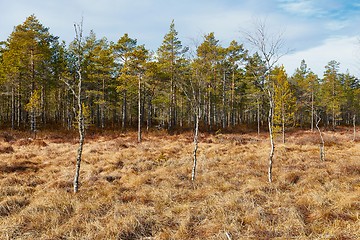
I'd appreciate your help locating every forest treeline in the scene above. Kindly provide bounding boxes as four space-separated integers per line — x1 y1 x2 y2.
0 15 359 134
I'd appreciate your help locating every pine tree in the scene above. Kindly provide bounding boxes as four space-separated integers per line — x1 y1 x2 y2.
245 53 267 134
196 32 221 130
273 66 296 143
157 20 188 132
1 15 59 130
321 60 343 129
114 34 138 130
82 32 115 128
225 40 247 127
292 60 320 130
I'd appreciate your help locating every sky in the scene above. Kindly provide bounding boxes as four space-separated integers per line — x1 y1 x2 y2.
1 0 360 77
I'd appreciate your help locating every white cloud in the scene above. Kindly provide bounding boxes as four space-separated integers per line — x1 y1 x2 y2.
325 20 350 31
277 0 325 17
281 36 360 76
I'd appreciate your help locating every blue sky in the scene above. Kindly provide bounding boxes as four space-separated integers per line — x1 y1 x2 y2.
1 0 360 76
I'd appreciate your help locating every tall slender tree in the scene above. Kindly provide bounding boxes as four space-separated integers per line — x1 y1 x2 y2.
321 60 343 129
243 19 288 183
196 32 221 130
157 20 188 132
62 19 86 193
273 66 296 143
114 34 137 130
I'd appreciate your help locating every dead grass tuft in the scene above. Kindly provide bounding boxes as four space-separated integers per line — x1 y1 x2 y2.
341 163 360 175
0 132 15 142
0 196 30 217
0 143 14 154
283 171 301 185
31 139 48 147
0 160 40 173
14 138 33 146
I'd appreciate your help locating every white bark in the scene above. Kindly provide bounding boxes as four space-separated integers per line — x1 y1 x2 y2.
72 20 85 193
191 107 200 182
268 90 275 183
315 112 325 161
243 19 288 183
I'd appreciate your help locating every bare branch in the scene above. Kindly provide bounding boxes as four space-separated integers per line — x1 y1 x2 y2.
60 77 78 99
242 18 290 72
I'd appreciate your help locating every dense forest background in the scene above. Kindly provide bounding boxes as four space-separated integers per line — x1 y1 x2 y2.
1 15 359 134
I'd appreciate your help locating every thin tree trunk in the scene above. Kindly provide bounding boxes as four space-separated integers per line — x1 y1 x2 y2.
74 98 85 193
230 70 235 126
222 70 226 129
282 106 285 144
268 91 275 183
138 75 142 143
11 86 15 130
257 100 260 135
147 96 152 131
208 87 211 131
353 114 356 141
192 107 200 182
101 78 105 129
315 113 325 161
73 80 84 193
122 90 127 130
41 86 46 125
17 81 21 128
180 97 183 128
30 49 36 136
311 90 314 131
73 20 85 194
168 76 173 131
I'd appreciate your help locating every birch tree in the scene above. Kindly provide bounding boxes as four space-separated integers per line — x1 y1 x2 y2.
62 20 86 193
243 19 288 183
314 110 325 161
180 57 205 182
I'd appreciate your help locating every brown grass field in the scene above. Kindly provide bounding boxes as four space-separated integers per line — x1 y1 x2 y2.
0 129 359 239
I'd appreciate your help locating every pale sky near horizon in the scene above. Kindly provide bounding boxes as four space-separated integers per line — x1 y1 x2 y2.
1 0 360 77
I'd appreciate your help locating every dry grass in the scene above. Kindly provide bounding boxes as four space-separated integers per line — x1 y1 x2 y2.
0 129 359 239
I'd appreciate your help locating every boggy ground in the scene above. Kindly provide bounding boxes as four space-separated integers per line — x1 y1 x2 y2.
0 129 359 239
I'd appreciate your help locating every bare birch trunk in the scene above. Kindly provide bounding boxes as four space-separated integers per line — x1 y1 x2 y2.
191 107 200 182
315 113 325 161
73 21 85 194
73 96 85 193
268 94 275 183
